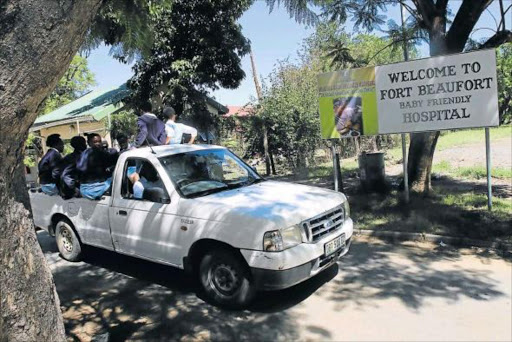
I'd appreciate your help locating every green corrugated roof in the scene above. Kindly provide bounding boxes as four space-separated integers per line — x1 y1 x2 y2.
34 83 130 126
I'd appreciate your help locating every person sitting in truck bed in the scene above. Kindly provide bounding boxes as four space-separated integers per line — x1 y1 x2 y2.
54 136 87 199
77 133 119 200
38 134 64 196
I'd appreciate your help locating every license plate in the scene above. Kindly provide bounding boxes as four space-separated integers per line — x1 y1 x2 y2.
325 234 345 256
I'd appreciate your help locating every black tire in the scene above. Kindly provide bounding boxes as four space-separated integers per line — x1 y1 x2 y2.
199 249 256 308
55 220 83 261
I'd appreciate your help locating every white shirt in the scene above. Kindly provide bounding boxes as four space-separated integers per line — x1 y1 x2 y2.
165 120 197 144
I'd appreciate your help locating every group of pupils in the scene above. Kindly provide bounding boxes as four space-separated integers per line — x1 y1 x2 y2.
38 103 197 200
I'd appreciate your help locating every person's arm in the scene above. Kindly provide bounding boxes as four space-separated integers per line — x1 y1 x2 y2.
134 117 148 147
52 157 64 182
133 179 144 199
76 149 89 173
180 124 197 144
60 163 76 189
50 151 63 181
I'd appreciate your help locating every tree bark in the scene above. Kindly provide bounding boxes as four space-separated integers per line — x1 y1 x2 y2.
0 1 103 341
406 8 447 193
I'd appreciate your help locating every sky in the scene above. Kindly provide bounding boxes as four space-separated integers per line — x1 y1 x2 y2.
86 1 509 106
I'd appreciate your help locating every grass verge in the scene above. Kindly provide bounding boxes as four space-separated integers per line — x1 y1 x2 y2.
349 186 511 242
433 161 512 179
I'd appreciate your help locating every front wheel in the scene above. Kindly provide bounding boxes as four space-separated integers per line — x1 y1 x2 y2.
55 220 83 261
199 249 256 308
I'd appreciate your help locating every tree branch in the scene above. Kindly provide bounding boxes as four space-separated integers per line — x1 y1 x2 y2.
435 0 449 12
367 36 423 63
445 0 493 53
480 30 512 49
497 4 512 32
410 0 435 29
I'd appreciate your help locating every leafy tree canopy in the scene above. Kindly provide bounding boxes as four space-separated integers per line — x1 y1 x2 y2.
110 109 138 140
83 0 173 62
41 54 96 114
127 0 252 121
305 21 418 71
267 0 512 55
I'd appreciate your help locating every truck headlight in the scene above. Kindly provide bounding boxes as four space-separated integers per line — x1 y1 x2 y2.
263 231 283 251
281 224 303 249
263 225 303 252
343 199 350 218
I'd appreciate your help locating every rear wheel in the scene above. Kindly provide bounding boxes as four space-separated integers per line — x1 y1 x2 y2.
55 220 82 261
199 249 256 308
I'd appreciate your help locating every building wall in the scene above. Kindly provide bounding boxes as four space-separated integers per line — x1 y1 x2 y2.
35 119 112 152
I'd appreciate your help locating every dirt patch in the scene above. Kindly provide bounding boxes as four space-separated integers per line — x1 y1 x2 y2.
435 137 511 169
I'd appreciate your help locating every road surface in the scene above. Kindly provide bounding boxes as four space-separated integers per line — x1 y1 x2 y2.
38 231 512 341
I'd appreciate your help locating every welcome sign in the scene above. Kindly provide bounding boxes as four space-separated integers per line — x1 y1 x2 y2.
318 49 499 139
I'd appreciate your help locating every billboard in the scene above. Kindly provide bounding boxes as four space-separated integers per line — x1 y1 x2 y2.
318 49 499 139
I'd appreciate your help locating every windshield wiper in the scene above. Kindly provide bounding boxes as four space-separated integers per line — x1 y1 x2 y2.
188 185 229 198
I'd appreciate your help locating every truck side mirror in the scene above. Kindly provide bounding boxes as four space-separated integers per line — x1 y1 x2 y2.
142 187 171 204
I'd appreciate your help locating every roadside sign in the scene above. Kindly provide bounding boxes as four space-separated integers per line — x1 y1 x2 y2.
318 49 499 138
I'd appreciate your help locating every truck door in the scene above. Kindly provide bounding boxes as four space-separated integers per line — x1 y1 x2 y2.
109 157 183 266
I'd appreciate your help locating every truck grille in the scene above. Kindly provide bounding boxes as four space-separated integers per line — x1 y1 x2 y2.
303 205 345 242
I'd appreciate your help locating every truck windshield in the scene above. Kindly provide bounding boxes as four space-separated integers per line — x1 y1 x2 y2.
159 149 263 198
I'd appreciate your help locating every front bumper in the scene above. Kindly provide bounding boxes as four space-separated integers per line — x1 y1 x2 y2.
251 237 351 291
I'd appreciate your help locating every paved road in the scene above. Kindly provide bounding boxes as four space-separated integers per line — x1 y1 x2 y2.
38 231 512 342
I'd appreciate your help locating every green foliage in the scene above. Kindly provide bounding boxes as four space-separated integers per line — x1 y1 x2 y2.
83 0 173 62
305 21 418 71
245 61 321 170
110 110 138 140
128 0 252 122
24 133 39 167
41 55 96 114
244 21 420 170
497 43 512 124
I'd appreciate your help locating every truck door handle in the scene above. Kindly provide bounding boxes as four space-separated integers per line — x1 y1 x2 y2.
118 210 127 216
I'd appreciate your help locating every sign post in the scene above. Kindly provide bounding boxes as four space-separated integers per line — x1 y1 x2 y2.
400 3 410 203
317 49 500 206
485 128 492 210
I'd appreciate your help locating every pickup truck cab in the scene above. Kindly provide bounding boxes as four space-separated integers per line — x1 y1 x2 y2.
30 145 353 307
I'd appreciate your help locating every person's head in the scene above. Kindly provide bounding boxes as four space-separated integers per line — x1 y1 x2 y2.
102 140 109 150
162 106 177 121
46 134 64 153
117 133 128 150
70 136 87 152
138 101 152 115
87 133 102 149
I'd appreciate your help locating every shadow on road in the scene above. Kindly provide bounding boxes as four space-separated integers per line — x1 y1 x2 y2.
38 231 505 341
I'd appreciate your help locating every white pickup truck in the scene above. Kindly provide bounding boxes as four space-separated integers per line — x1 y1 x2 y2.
30 145 353 307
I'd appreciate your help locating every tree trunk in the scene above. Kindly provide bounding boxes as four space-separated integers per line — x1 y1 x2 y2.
263 125 271 176
407 131 440 193
0 1 103 341
269 152 276 175
406 13 447 193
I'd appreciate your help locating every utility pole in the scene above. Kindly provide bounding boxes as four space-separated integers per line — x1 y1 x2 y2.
250 49 272 175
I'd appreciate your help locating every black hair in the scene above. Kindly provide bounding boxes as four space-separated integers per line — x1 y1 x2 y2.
116 133 128 143
139 101 152 113
162 106 176 119
70 136 86 150
46 134 62 148
87 133 101 144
